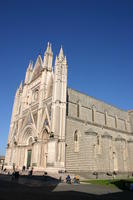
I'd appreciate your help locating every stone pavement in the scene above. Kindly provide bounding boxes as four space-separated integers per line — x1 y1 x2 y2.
0 174 133 200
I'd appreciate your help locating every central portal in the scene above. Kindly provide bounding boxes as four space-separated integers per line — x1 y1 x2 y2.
27 149 32 169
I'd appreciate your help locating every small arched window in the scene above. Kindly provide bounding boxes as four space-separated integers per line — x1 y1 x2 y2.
77 104 80 117
92 105 96 122
77 101 81 118
92 109 94 122
74 131 78 142
97 135 101 154
74 130 79 152
97 136 100 145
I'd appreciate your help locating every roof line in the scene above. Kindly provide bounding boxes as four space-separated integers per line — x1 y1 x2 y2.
67 87 131 113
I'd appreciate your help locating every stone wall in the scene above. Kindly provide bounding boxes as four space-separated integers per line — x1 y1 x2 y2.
65 88 133 173
67 88 131 133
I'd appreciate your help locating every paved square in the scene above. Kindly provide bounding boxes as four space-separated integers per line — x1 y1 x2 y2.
0 175 133 200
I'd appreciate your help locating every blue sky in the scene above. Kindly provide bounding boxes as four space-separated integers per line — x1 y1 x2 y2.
0 0 133 155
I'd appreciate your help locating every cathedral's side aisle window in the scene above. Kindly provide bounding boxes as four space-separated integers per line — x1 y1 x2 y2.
92 105 96 122
74 130 79 152
77 101 81 118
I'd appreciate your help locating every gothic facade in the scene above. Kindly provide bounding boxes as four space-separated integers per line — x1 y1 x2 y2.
5 43 133 174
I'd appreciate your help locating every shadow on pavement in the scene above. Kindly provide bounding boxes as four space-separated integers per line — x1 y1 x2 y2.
111 179 133 191
0 174 133 200
0 174 59 187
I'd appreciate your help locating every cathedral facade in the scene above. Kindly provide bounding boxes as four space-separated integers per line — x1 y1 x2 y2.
5 43 133 174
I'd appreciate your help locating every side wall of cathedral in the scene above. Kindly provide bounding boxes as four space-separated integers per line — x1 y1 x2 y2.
66 88 133 173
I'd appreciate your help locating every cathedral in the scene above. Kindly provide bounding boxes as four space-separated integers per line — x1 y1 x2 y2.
5 42 133 175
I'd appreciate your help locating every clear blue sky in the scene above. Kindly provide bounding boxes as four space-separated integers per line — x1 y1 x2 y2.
0 0 133 155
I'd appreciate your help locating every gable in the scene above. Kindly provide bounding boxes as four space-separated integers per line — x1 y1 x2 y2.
40 105 51 133
21 110 36 131
31 55 42 81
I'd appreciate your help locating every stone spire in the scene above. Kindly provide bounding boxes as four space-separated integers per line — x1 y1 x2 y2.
25 61 33 84
58 46 64 61
45 42 53 54
49 43 52 54
27 60 33 71
19 81 23 91
55 56 58 66
46 42 50 52
15 81 23 97
62 56 67 65
43 42 53 70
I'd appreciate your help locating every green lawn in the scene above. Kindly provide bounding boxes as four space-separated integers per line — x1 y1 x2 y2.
82 179 133 189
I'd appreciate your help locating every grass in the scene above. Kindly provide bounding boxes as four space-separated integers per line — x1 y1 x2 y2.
82 179 133 189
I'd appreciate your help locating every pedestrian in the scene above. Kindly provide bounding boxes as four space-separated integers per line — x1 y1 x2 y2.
73 175 80 184
11 171 15 180
66 174 71 184
1 164 4 171
22 165 25 171
28 167 33 176
13 163 15 172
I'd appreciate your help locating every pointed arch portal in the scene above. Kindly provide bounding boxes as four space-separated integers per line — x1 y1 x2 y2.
19 126 35 169
26 136 33 169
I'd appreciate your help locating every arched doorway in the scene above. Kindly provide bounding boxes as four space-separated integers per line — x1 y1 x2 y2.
18 125 36 169
113 151 118 171
26 137 33 169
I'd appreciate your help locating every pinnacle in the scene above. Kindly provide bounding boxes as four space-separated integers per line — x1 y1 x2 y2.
27 60 33 71
19 81 23 91
64 56 67 63
55 55 58 65
46 41 50 52
49 43 53 54
58 46 64 60
44 42 53 56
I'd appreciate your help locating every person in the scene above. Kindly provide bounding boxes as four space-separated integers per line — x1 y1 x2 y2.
15 171 19 180
28 167 33 176
130 183 133 191
22 165 25 171
93 171 98 179
44 171 47 176
11 171 15 180
73 175 80 184
1 164 4 171
12 170 19 180
13 163 15 172
3 168 7 172
66 174 71 184
44 171 48 181
113 171 117 179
